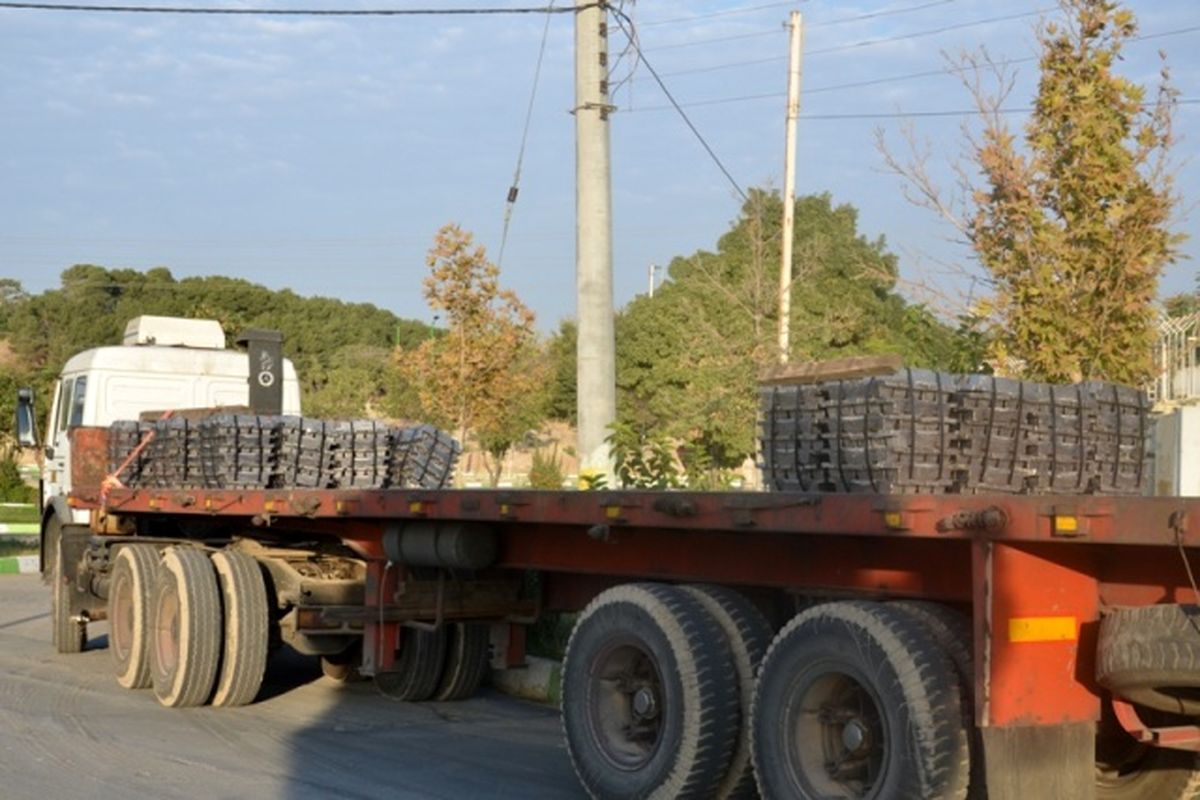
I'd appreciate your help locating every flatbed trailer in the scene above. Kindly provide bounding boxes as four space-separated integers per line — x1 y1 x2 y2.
46 426 1200 800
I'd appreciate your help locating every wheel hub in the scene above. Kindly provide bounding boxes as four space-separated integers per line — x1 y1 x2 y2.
841 718 869 754
632 686 659 720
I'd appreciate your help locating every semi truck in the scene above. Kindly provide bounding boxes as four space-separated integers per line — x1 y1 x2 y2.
14 315 1200 800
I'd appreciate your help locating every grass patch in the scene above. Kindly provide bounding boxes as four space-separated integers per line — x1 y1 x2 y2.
0 504 38 525
0 540 37 558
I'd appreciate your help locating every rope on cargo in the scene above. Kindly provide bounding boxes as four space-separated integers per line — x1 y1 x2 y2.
100 410 174 503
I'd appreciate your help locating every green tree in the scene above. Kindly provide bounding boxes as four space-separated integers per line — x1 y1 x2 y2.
616 190 960 468
4 265 433 419
884 0 1181 384
398 225 547 486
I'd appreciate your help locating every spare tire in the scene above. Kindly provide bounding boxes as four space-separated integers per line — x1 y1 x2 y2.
1097 604 1200 715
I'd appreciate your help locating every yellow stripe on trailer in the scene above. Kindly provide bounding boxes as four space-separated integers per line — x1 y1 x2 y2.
1008 616 1077 643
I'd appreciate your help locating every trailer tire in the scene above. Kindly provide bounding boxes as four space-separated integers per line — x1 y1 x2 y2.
48 517 86 654
210 551 270 707
150 547 223 708
108 544 160 688
1096 699 1200 800
751 601 970 800
681 584 772 800
375 628 447 702
1097 604 1200 715
434 623 490 701
562 583 739 800
889 600 983 798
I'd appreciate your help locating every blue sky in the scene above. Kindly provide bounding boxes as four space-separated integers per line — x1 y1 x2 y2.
1 0 1197 331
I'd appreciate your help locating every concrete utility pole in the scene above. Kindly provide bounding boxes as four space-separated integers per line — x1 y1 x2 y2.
648 263 657 298
777 10 804 364
575 0 616 483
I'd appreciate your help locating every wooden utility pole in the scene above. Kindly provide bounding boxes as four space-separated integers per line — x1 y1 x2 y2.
777 11 804 364
574 0 616 483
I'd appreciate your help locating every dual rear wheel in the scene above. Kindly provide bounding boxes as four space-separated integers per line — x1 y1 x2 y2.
561 586 974 800
106 545 269 708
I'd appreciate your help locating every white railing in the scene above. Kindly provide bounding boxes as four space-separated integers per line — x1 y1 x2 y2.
1153 311 1200 403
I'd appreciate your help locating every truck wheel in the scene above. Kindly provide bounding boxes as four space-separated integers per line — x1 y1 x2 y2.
1096 699 1200 799
108 544 160 688
751 601 970 800
889 600 983 798
210 551 270 707
376 628 447 702
434 623 490 701
48 517 86 654
562 583 739 800
681 584 772 800
150 547 222 708
1097 604 1200 715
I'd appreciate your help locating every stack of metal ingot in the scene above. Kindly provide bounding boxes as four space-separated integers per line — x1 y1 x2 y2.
108 419 152 486
198 414 276 490
109 415 461 491
760 367 1149 496
389 424 462 490
147 417 202 488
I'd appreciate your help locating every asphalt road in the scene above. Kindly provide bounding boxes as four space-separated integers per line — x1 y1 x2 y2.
0 575 584 800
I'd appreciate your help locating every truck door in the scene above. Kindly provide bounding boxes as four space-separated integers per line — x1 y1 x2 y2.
43 375 88 522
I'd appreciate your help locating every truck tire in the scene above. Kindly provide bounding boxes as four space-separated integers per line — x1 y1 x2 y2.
1096 699 1200 800
108 544 160 688
1097 604 1200 715
681 584 772 800
47 516 86 654
434 623 490 701
210 551 270 707
150 547 222 708
561 583 739 800
889 600 983 798
375 628 447 702
751 600 970 800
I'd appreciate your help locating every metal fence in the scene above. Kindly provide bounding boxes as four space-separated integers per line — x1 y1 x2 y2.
1152 312 1200 403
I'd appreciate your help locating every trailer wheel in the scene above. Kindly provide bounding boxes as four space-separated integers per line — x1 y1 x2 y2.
48 517 86 654
1097 604 1200 715
751 601 970 800
889 600 982 798
1096 699 1200 800
210 551 270 708
681 584 772 800
150 547 223 708
375 628 447 702
562 583 739 800
108 544 160 688
434 623 490 701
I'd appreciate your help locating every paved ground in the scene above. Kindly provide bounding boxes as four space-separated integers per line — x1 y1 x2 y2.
0 575 583 800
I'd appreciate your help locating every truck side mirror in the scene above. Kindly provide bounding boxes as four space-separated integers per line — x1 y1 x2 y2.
15 387 38 448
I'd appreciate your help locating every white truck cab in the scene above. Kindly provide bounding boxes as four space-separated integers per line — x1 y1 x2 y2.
28 316 302 526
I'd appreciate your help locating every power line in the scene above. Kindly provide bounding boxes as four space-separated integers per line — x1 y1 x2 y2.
642 0 960 55
626 22 1200 113
639 1 803 29
800 97 1199 121
0 1 588 14
660 7 1052 78
609 6 748 201
808 0 955 28
497 0 556 267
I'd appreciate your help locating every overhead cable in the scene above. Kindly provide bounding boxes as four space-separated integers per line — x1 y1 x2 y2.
497 0 557 267
609 6 748 201
0 1 590 15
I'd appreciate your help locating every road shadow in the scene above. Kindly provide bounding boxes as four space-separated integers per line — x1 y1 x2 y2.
280 673 583 799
